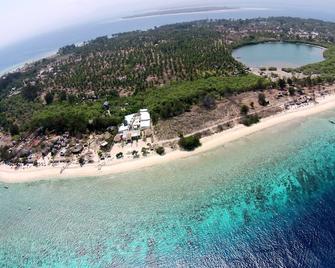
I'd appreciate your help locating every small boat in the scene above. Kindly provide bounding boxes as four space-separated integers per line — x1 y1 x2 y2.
329 120 335 125
4 186 9 189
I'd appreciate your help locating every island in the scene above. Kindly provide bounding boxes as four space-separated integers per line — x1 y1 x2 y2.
122 6 238 19
1 17 335 182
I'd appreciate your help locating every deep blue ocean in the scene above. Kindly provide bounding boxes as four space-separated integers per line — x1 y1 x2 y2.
1 110 335 267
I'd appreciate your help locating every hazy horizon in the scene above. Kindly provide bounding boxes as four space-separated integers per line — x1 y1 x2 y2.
2 0 335 50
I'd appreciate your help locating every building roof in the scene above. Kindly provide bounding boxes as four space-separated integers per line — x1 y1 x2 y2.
131 131 141 138
60 148 67 154
100 141 108 147
118 124 129 133
140 120 151 129
125 114 136 124
140 111 150 121
119 109 151 133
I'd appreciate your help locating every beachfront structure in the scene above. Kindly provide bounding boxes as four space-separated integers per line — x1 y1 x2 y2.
118 109 152 141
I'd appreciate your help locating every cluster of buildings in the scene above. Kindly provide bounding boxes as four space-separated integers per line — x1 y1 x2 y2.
284 95 313 109
114 109 152 142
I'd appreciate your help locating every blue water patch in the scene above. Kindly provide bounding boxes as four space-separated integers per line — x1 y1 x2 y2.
232 42 325 68
1 111 335 267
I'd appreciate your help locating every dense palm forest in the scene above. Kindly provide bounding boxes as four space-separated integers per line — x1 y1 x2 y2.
1 17 335 135
54 24 245 96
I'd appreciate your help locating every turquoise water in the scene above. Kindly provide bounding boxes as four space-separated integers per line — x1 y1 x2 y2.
2 110 335 267
232 42 325 68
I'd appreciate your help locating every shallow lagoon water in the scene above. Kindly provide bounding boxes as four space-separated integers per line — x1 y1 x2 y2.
232 42 325 68
2 110 335 267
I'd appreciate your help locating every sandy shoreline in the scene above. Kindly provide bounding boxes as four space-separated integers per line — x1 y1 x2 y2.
1 94 335 184
121 8 269 21
0 50 58 77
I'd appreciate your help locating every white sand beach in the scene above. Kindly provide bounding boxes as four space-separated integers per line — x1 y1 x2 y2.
1 94 335 184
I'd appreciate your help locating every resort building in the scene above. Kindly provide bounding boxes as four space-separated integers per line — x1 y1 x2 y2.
116 109 152 142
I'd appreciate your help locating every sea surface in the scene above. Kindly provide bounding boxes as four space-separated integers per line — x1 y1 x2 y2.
2 110 335 267
232 42 325 68
1 1 335 75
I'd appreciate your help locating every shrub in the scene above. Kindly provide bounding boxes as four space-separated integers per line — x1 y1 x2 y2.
288 87 296 96
59 91 67 101
155 146 165 155
268 67 277 71
22 84 39 101
282 68 293 73
201 94 216 110
178 134 201 151
240 104 249 115
0 146 14 162
241 114 260 126
116 152 123 159
278 79 287 90
79 156 85 166
9 123 19 136
44 92 54 105
258 93 268 106
141 147 148 156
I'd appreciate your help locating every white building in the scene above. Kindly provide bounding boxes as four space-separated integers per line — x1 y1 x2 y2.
139 109 151 130
118 109 152 140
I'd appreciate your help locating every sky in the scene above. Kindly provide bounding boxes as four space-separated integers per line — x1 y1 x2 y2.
1 0 335 49
0 0 194 48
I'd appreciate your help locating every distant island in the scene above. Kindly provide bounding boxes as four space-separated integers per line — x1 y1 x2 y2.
122 6 238 19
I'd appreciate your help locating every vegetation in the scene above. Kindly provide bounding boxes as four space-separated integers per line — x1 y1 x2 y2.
240 104 249 115
79 156 85 166
298 46 335 78
201 94 216 109
268 67 277 71
22 84 39 101
155 146 165 155
282 68 294 73
278 79 287 90
178 134 202 151
116 152 123 159
0 146 14 162
44 92 54 105
28 74 268 133
53 24 245 97
30 103 120 134
9 124 19 136
258 93 268 106
241 114 260 126
1 17 335 136
288 87 296 96
141 147 149 156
